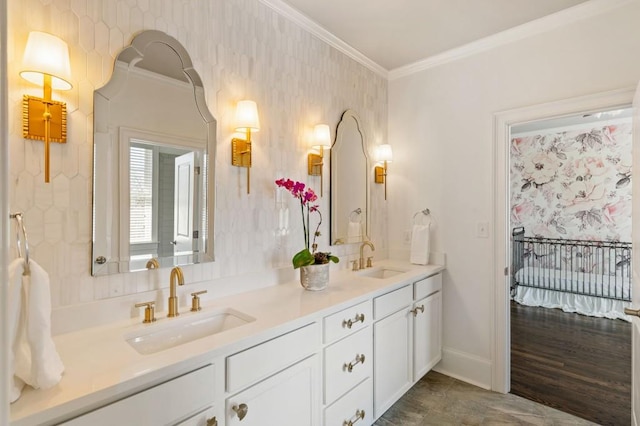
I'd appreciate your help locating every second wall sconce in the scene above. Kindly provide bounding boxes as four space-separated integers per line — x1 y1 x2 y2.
307 124 331 196
20 31 73 183
232 100 260 194
375 144 393 200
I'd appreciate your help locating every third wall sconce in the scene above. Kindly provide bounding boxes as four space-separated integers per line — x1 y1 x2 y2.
375 144 393 200
307 124 331 196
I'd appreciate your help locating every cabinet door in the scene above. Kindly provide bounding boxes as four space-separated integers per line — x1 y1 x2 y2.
413 291 442 381
373 308 412 419
226 356 319 426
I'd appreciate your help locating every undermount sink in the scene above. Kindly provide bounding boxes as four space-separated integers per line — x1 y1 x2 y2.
126 308 255 355
357 267 408 279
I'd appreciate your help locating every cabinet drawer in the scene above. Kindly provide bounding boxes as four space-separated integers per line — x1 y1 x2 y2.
226 322 319 393
373 285 412 320
324 327 372 404
414 273 442 300
60 364 215 426
324 378 372 426
323 300 372 344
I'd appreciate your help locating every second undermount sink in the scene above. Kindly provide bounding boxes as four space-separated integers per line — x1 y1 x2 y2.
357 266 409 279
126 307 255 355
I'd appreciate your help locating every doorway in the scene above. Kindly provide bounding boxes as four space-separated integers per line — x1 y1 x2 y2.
492 88 636 414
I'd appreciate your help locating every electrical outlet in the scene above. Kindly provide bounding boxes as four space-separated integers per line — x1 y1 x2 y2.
477 222 489 238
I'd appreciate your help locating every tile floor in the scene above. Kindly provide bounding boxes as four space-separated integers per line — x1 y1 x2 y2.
373 371 598 425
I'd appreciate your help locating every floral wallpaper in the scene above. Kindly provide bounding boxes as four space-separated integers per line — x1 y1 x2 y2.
511 120 632 242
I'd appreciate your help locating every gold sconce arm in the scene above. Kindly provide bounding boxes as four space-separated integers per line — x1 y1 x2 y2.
374 161 388 200
307 148 324 196
231 128 253 194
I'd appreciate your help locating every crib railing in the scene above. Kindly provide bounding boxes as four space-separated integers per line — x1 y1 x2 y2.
512 227 632 302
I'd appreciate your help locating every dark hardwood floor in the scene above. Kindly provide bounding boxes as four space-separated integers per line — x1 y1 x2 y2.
511 301 631 426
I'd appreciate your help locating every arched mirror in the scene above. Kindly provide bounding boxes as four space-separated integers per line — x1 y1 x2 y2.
330 110 369 244
92 30 216 275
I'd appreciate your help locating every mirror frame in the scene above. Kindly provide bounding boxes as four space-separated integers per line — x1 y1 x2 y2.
92 30 216 275
330 109 370 244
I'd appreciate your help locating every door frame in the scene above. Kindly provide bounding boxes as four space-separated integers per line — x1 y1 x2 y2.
491 86 636 393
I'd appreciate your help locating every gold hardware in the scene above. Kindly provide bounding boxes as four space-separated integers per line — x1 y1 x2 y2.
366 257 373 268
344 409 366 426
308 123 331 196
95 256 107 264
134 301 156 323
411 304 425 317
374 144 392 200
352 260 359 271
145 258 159 269
232 403 248 421
344 353 365 372
191 290 207 312
23 95 67 143
168 266 185 317
359 241 375 270
206 417 218 426
624 307 640 317
343 313 365 329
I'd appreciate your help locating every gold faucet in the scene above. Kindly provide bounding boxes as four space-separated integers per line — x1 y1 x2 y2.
168 266 185 317
359 241 375 270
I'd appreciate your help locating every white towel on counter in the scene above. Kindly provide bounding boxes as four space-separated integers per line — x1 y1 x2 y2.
8 258 64 403
410 222 431 265
347 221 362 243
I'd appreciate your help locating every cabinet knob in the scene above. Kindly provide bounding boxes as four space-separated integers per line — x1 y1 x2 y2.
344 409 365 426
342 313 365 329
206 416 218 426
232 403 248 421
411 304 425 317
344 353 365 372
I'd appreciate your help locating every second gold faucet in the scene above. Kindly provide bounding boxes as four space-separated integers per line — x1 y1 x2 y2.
168 266 185 317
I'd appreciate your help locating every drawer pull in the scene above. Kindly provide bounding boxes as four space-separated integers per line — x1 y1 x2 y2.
344 409 365 426
411 304 425 317
232 403 248 421
344 354 366 372
206 417 218 426
342 313 365 329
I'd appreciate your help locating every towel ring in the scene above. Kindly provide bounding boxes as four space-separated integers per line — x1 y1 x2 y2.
413 209 431 226
350 208 363 223
10 212 31 275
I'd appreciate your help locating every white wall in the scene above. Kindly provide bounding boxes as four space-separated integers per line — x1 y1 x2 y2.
6 0 387 322
388 1 640 388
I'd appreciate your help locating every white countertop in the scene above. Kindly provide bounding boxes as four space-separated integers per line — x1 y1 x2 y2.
10 260 444 426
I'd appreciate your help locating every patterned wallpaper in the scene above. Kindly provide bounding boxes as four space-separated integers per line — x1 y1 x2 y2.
7 0 388 309
511 119 632 241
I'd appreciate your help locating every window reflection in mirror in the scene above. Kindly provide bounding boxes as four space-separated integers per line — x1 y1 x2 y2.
330 110 370 244
92 30 216 276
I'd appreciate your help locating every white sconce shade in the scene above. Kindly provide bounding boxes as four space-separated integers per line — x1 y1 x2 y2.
377 144 393 162
313 124 331 149
234 100 260 132
21 31 72 90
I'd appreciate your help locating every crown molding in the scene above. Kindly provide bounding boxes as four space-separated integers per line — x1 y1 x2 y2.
389 0 633 80
258 0 389 78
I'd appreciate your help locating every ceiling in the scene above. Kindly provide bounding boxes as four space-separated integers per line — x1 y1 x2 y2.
278 0 590 71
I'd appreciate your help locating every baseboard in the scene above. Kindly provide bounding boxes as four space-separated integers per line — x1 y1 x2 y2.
432 346 492 390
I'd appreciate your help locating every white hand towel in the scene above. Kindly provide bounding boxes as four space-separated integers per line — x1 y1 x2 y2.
9 258 64 403
347 221 362 243
410 223 431 265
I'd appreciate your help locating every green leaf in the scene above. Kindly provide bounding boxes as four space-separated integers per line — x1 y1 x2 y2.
328 255 339 263
292 248 315 269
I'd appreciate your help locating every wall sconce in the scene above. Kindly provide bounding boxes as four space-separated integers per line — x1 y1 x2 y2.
20 31 72 183
307 124 331 196
374 144 393 200
231 100 260 194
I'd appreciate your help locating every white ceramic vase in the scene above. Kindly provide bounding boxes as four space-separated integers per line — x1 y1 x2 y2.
299 263 330 291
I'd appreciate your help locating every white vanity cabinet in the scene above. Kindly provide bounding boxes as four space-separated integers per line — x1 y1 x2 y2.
224 323 321 426
58 364 218 426
322 300 373 426
373 273 443 420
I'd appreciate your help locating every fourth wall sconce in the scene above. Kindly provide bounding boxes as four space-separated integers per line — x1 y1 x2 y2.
231 100 260 194
307 124 331 197
20 31 73 183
